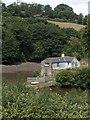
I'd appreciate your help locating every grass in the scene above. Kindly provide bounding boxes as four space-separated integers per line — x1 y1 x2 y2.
48 20 86 31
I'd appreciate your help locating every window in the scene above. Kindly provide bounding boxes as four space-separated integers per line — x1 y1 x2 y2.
57 63 59 67
44 63 49 67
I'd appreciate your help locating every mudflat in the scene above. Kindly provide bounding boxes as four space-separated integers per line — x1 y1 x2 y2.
2 62 41 73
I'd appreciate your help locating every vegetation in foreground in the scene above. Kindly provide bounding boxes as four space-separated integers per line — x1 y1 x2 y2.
2 82 89 119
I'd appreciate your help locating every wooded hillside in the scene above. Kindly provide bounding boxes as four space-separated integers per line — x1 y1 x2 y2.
2 2 87 25
2 2 89 64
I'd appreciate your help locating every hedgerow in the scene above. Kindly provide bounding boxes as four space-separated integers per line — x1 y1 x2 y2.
55 67 90 89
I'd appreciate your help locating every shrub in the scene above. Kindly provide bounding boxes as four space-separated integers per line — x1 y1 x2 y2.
2 82 89 119
55 67 90 89
32 71 40 77
55 69 75 86
76 67 90 88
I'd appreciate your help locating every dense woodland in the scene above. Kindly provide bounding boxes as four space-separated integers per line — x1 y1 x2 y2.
2 2 89 64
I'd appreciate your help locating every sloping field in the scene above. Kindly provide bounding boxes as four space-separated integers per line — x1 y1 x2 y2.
48 20 85 31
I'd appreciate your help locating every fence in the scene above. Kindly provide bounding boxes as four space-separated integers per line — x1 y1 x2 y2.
27 76 54 83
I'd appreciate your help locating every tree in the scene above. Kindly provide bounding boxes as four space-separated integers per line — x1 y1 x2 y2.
83 15 87 25
77 13 83 24
54 4 77 22
2 30 23 64
80 14 90 58
2 16 80 64
44 5 53 18
63 37 83 60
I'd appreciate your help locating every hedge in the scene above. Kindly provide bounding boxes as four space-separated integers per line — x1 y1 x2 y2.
55 67 90 89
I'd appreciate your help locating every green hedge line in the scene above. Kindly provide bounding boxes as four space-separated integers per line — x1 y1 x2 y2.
55 67 90 89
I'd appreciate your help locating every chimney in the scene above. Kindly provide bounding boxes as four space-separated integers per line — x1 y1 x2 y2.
61 53 65 57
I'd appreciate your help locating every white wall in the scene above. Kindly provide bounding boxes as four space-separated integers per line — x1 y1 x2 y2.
72 58 80 68
52 63 69 69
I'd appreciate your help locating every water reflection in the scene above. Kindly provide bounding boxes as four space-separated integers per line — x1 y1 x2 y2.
2 71 34 84
2 72 90 96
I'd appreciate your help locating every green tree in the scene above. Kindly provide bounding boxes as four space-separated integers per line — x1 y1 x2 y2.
2 30 23 64
2 16 80 64
87 15 90 58
64 37 83 60
44 5 53 18
77 13 83 24
83 15 87 25
54 4 77 22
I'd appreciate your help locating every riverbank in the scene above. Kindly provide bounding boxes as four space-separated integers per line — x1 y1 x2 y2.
2 59 88 73
27 81 56 90
2 62 41 73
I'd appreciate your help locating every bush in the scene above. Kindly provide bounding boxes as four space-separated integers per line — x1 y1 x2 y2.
32 71 40 77
55 67 90 89
56 69 75 86
76 67 90 88
2 82 89 119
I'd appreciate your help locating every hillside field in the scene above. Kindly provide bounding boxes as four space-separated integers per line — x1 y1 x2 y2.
48 20 85 31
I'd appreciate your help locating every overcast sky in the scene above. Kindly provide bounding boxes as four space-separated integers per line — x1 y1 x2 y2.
3 0 89 15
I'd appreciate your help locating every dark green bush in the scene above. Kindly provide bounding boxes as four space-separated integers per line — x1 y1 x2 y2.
56 69 75 86
76 67 90 88
55 67 90 89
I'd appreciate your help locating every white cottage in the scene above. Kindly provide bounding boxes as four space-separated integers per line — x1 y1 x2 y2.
41 54 80 76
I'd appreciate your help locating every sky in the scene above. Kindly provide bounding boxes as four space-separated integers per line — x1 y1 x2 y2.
3 0 89 15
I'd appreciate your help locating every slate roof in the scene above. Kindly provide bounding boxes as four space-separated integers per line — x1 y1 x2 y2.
42 56 74 63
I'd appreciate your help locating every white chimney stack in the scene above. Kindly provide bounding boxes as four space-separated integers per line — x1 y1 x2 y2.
61 53 65 57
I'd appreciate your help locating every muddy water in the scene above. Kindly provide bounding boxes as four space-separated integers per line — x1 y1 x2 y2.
2 71 34 84
2 62 41 83
2 72 90 95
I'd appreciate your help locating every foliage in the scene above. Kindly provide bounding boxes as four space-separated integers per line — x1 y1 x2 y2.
77 13 83 24
2 2 87 24
55 67 90 89
53 4 77 22
2 82 89 119
44 5 53 18
87 15 90 58
2 30 23 64
80 15 89 58
32 71 40 77
2 2 88 64
64 37 84 60
2 16 80 64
